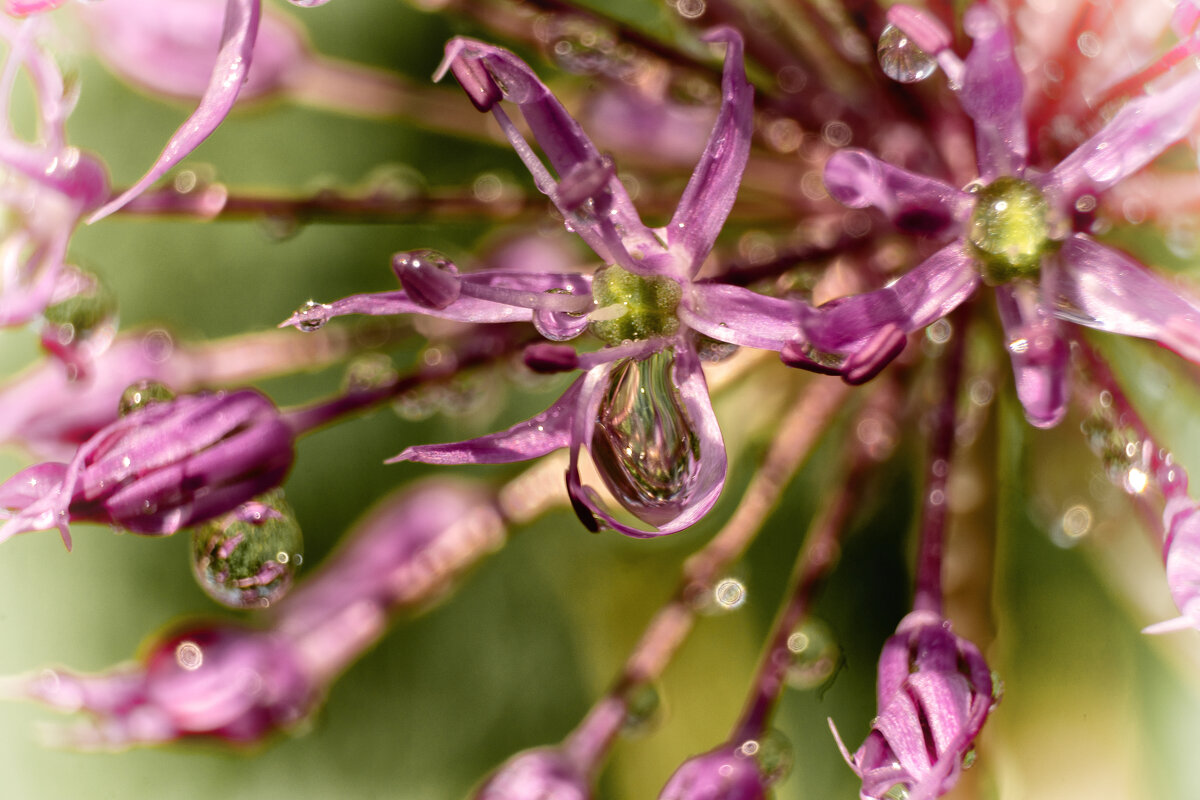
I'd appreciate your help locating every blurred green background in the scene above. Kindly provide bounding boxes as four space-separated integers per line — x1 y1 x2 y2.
2 1 1200 798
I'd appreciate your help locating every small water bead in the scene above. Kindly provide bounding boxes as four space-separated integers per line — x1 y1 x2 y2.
590 350 701 527
785 618 840 690
695 335 739 362
341 353 396 393
190 489 303 610
392 250 461 310
620 682 662 735
292 299 331 332
883 784 911 800
744 729 793 785
713 577 747 609
118 380 175 416
533 289 589 341
877 23 938 83
966 177 1053 284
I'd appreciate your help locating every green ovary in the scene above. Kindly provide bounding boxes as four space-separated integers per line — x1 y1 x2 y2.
588 265 682 345
966 176 1052 284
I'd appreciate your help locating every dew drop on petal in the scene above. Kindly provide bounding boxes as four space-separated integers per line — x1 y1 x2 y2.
883 784 911 800
877 24 937 84
190 489 303 610
590 350 701 526
746 729 794 785
292 299 331 332
118 380 175 416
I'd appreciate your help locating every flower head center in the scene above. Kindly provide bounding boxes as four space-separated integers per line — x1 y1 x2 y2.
966 176 1050 285
588 265 681 345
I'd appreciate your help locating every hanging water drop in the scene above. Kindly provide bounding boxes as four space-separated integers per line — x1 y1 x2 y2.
621 682 662 735
292 299 331 332
591 350 701 526
118 380 175 416
883 784 911 800
744 729 794 786
877 24 937 84
41 269 118 363
533 289 589 341
190 489 303 610
785 618 840 690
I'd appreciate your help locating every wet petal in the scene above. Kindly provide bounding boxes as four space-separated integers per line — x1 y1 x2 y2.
995 282 1069 428
389 377 584 465
1043 70 1200 204
278 289 533 330
680 283 797 351
88 0 262 222
666 28 754 276
1057 235 1200 363
802 242 979 353
823 149 971 235
960 4 1028 178
435 38 663 274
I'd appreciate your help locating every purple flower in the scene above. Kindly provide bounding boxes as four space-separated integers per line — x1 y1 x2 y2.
86 0 263 221
3 0 65 15
1146 494 1200 635
810 3 1200 427
471 747 591 800
0 16 110 327
658 743 769 800
1 622 315 748
830 611 995 800
0 389 293 548
292 30 797 536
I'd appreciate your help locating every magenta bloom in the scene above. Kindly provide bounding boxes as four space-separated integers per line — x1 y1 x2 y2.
286 31 796 536
831 611 995 800
0 389 293 548
811 4 1200 426
2 623 315 749
0 16 109 327
658 743 768 800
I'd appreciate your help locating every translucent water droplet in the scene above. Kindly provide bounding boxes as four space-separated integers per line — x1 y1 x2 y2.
590 350 701 526
713 577 747 610
190 489 303 610
695 335 739 362
393 387 439 421
785 618 840 689
877 24 937 83
118 380 175 416
745 729 793 785
341 353 396 394
961 748 977 769
533 288 589 341
621 682 661 735
260 214 303 241
883 784 911 800
292 299 331 332
42 270 118 355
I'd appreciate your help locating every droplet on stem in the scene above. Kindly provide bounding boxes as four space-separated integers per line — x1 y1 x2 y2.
877 24 937 84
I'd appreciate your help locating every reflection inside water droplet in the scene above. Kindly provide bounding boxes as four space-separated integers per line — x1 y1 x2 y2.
190 489 303 609
877 24 937 83
118 380 175 416
590 350 701 526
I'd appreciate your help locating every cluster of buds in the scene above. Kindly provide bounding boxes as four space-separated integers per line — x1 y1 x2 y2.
2 0 1200 797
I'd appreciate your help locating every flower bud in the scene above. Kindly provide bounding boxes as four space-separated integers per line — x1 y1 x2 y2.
831 611 995 800
0 389 294 547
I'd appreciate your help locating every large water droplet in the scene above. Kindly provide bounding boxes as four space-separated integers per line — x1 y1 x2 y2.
877 24 937 84
41 269 118 359
590 350 701 526
190 489 303 609
118 380 175 416
785 618 840 690
533 289 589 341
392 250 461 310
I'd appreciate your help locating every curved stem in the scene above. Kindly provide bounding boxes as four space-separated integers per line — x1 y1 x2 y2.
912 306 969 615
